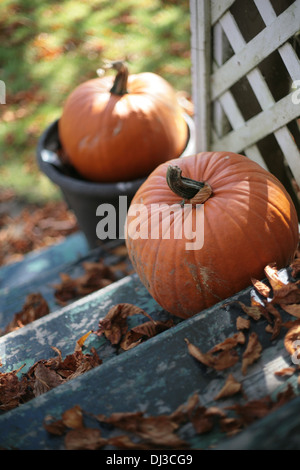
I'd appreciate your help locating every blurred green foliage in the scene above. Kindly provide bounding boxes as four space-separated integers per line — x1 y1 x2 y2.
0 0 191 202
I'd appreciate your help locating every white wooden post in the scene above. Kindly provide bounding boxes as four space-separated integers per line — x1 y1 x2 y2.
190 0 211 152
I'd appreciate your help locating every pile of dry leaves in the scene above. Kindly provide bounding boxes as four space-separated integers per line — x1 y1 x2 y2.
0 190 78 266
0 331 101 412
0 249 132 336
43 384 296 450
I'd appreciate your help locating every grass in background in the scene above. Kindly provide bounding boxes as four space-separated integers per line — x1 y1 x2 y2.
0 0 191 204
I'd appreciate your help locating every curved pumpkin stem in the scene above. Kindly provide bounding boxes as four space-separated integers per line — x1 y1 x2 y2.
166 165 212 205
100 60 129 96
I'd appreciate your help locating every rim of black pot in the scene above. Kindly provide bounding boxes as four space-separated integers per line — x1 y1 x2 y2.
36 114 195 197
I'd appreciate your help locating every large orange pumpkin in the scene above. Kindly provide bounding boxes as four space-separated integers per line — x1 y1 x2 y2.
125 152 299 319
58 61 188 182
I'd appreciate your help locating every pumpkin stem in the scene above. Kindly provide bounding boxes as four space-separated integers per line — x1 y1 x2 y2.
166 165 212 205
101 60 129 96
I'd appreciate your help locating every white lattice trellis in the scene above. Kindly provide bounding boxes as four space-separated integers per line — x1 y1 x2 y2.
190 0 300 209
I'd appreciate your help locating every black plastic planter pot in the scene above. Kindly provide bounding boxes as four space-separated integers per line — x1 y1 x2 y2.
36 115 196 248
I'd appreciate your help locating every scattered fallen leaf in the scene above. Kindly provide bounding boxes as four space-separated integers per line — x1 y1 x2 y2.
95 303 173 350
264 304 282 340
62 405 84 429
107 434 156 450
241 332 262 375
290 257 300 278
219 417 243 436
184 338 239 371
214 374 243 400
43 415 66 436
209 332 245 353
232 301 263 321
274 367 296 377
96 411 188 449
120 319 174 351
264 263 286 293
284 324 300 357
95 303 150 345
236 316 250 331
280 304 300 318
64 428 107 450
272 383 296 410
251 278 271 298
33 363 64 396
272 283 300 306
227 396 273 425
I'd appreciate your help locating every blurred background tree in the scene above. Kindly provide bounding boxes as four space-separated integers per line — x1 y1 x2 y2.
0 0 191 203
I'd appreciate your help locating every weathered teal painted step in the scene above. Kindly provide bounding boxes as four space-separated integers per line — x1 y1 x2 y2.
0 269 298 449
0 273 171 375
0 237 131 332
0 231 89 290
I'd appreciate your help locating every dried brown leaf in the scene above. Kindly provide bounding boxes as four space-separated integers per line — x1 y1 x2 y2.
96 411 187 448
227 396 273 425
219 417 243 436
0 366 29 411
120 319 174 351
274 367 296 377
107 434 154 450
43 415 67 436
189 406 214 434
241 332 262 375
251 278 271 298
236 316 250 331
272 283 300 305
280 304 300 318
234 301 263 321
33 363 64 397
62 405 83 429
169 393 200 425
64 428 107 450
96 303 154 346
265 304 282 340
273 383 296 409
185 338 239 371
290 257 300 278
209 332 245 353
214 374 242 400
264 263 286 293
284 324 300 356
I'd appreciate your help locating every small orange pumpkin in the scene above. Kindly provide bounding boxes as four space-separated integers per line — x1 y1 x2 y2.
125 152 299 319
58 61 188 182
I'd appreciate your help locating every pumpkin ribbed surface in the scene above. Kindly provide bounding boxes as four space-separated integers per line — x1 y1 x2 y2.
58 67 188 183
125 152 299 318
